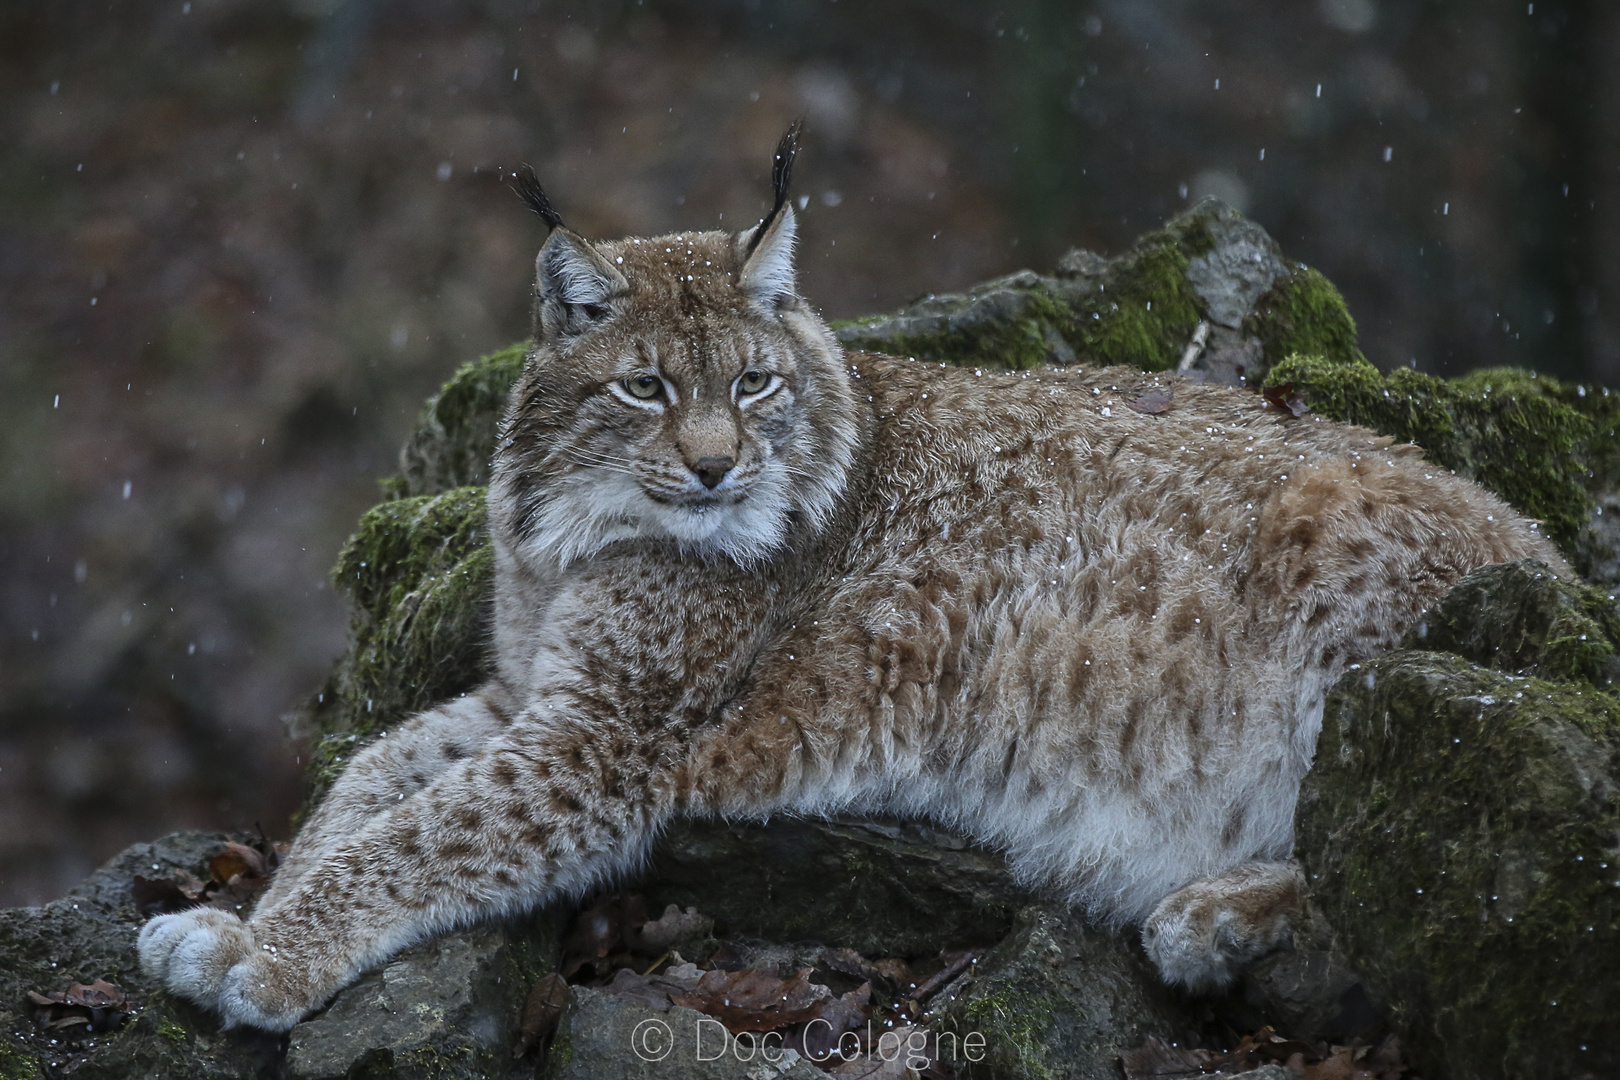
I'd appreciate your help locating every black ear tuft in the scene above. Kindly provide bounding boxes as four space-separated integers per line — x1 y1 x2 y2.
511 164 565 231
746 120 802 257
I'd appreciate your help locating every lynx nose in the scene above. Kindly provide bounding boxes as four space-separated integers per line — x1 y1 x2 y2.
691 456 734 489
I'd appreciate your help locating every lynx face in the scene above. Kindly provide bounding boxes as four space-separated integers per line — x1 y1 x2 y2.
491 211 858 568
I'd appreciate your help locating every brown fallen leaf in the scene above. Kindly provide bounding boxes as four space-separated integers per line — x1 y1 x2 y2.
628 903 713 954
830 1025 940 1078
28 979 135 1037
132 835 287 916
132 873 205 917
1263 381 1310 417
795 982 873 1062
670 966 831 1033
513 973 569 1058
209 840 272 885
598 962 706 1013
1300 1044 1381 1080
561 894 649 977
1129 388 1175 414
819 947 911 995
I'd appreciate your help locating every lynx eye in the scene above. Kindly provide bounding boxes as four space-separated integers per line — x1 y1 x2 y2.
737 370 772 396
625 375 664 400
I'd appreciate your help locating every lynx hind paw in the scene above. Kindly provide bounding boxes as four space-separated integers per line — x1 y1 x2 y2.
138 908 305 1032
1141 864 1303 995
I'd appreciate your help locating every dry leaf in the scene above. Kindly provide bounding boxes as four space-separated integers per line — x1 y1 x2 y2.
514 973 569 1058
1263 381 1310 417
820 947 910 994
561 894 649 977
628 903 713 953
670 966 831 1033
598 963 705 1012
28 979 134 1037
132 836 285 917
1129 388 1175 414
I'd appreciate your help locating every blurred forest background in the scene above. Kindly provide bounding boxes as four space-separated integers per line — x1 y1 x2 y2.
1 0 1616 905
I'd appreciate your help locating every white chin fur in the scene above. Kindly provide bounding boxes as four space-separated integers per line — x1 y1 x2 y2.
520 466 793 568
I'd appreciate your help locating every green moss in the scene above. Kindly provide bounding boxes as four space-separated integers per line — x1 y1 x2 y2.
154 1015 188 1044
1066 236 1204 372
398 342 528 497
959 989 1060 1080
1264 355 1599 552
391 1041 483 1079
841 286 1078 371
1299 651 1620 1079
1406 560 1620 688
838 208 1211 372
1246 265 1364 377
302 487 494 805
0 1039 41 1080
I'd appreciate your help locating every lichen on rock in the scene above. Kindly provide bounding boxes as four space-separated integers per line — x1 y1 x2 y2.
1297 562 1620 1080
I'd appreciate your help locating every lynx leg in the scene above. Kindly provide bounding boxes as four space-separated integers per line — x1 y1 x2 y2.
1141 860 1305 994
257 692 509 909
139 708 686 1031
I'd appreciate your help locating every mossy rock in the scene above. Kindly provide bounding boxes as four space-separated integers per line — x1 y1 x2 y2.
285 918 563 1080
302 487 494 805
1263 355 1620 563
932 904 1193 1080
1297 565 1620 1079
0 833 287 1080
1405 560 1620 688
392 342 527 499
835 197 1230 374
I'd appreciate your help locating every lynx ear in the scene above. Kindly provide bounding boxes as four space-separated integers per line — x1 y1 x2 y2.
736 121 802 309
737 205 798 308
535 228 628 340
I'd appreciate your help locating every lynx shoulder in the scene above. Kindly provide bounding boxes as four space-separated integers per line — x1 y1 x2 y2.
139 128 1564 1031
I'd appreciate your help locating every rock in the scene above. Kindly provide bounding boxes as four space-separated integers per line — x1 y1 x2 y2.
297 486 495 807
644 818 1022 957
1182 204 1290 331
833 197 1340 385
286 917 562 1080
1297 564 1620 1080
1403 559 1620 688
541 987 826 1080
930 903 1194 1080
23 203 1620 1079
1231 902 1381 1045
0 831 285 1080
395 343 528 500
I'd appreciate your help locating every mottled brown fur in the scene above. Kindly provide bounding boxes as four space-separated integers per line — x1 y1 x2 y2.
140 144 1561 1030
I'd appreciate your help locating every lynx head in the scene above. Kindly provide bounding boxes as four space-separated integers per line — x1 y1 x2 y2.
491 125 859 569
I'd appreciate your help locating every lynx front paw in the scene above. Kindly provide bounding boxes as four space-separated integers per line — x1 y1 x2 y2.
138 908 312 1032
1141 862 1304 995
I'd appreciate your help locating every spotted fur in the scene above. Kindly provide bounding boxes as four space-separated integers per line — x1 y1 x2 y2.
141 144 1563 1031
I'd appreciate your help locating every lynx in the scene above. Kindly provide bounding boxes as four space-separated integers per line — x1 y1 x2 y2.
140 127 1560 1032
